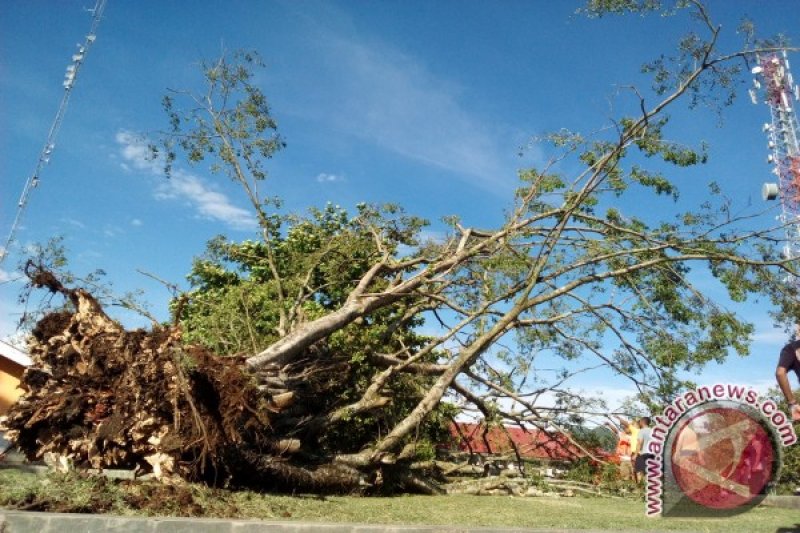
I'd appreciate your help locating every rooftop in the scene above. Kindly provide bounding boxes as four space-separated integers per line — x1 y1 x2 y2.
0 339 31 367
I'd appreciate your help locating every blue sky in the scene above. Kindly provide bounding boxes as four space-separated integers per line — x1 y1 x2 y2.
2 1 799 409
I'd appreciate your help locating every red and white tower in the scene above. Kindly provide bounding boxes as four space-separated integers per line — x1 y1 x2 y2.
753 51 800 270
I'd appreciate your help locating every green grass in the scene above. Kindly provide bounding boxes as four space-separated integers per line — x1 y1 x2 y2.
0 469 797 532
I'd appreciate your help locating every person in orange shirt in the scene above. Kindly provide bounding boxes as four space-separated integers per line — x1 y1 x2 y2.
614 415 641 482
606 416 634 481
616 415 639 448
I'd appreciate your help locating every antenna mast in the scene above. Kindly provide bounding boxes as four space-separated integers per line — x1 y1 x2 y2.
0 0 108 266
753 50 800 283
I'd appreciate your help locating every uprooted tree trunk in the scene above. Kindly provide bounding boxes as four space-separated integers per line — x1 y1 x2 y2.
3 268 394 492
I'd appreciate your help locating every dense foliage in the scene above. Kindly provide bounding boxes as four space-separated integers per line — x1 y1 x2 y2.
176 203 456 458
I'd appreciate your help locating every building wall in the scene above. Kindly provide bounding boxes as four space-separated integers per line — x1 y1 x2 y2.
0 357 25 414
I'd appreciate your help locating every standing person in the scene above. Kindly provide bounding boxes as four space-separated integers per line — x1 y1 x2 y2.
605 418 633 481
633 417 655 484
776 334 800 421
615 415 639 453
615 415 639 481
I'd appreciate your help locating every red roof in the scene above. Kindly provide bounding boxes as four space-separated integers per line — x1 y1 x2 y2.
447 422 601 461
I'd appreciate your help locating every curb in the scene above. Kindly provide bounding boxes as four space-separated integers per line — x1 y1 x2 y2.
763 495 800 510
0 511 678 533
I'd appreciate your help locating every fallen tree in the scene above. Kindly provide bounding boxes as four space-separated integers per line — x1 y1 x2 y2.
5 1 799 493
4 264 370 492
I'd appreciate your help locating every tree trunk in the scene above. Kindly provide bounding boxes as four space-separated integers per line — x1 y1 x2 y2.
246 294 402 369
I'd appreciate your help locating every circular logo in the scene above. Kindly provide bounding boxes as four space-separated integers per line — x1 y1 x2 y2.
669 406 777 510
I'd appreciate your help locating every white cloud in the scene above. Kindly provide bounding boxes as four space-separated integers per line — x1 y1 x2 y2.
733 379 778 396
294 31 519 194
155 173 257 230
116 130 257 231
77 249 103 261
316 173 344 183
115 130 161 173
131 218 143 227
396 229 449 257
751 327 790 345
61 217 86 229
418 229 447 244
0 268 20 283
0 298 26 342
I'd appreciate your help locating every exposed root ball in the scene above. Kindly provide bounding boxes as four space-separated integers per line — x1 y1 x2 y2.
3 284 360 491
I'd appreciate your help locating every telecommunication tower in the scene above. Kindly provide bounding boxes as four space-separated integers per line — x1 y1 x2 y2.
0 0 107 266
752 50 800 279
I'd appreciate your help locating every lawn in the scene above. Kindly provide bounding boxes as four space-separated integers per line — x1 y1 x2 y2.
0 469 797 532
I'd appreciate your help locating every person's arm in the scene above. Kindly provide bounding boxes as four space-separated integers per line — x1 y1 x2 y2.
776 346 800 421
633 432 644 456
776 366 795 405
